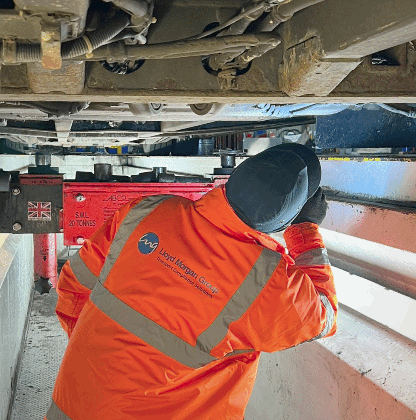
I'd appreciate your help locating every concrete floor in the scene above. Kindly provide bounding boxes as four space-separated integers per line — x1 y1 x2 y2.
9 290 67 420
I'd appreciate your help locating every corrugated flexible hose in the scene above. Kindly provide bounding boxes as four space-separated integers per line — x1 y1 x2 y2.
16 11 131 62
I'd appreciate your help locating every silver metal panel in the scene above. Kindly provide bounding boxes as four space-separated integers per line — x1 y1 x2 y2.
0 234 33 420
9 290 68 420
320 159 416 203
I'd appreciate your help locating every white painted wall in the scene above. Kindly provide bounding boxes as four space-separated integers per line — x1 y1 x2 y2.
254 231 416 420
246 306 416 420
0 234 34 420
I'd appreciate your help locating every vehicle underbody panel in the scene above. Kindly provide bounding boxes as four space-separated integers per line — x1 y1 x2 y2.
0 0 415 103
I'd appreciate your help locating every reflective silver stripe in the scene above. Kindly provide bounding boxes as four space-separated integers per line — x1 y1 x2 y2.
91 280 216 369
99 195 174 284
95 195 282 366
46 400 72 420
196 248 282 353
294 247 330 266
309 293 336 341
69 252 98 290
225 348 255 358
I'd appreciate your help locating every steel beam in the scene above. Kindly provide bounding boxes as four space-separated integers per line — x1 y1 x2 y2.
272 225 416 301
321 199 416 254
321 229 416 301
320 158 416 204
1 91 416 104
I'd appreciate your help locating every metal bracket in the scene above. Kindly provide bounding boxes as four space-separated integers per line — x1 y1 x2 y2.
0 172 11 192
278 37 361 97
40 21 62 70
2 38 17 64
0 172 63 234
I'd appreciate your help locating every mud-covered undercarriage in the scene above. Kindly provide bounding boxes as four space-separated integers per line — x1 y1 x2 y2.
0 0 416 148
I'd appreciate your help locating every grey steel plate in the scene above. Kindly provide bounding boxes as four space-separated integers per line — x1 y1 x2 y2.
9 290 68 420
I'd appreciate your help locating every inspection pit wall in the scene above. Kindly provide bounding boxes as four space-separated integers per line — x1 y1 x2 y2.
0 234 34 420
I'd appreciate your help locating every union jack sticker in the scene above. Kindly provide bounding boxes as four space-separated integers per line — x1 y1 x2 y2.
28 202 52 221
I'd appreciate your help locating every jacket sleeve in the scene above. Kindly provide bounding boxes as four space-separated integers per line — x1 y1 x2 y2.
55 198 142 337
283 222 337 338
222 222 337 354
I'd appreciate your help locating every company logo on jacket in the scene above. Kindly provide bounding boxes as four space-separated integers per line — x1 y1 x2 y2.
138 233 159 254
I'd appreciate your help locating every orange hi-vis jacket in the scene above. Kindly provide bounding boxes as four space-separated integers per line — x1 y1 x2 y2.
46 185 337 420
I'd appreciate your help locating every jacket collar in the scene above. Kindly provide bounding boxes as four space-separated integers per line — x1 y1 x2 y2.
192 186 293 264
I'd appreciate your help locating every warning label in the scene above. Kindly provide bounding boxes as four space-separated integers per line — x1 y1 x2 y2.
68 211 97 228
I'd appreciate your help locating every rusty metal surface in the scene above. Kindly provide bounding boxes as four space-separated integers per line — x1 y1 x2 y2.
0 64 29 90
0 10 41 42
278 37 361 96
275 0 416 96
91 33 280 62
2 38 17 65
14 0 89 17
278 0 416 59
2 90 416 103
334 45 416 96
40 22 62 70
13 0 90 37
27 61 85 94
2 0 416 100
277 0 416 95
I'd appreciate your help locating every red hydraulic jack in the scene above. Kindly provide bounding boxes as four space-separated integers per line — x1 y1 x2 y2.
63 178 227 245
34 233 58 294
1 161 234 293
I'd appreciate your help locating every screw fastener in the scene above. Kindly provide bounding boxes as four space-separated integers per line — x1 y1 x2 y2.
12 187 20 195
13 222 22 231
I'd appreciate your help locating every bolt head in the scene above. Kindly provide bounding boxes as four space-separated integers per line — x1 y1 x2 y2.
76 237 85 245
12 223 22 231
75 193 85 202
12 187 21 195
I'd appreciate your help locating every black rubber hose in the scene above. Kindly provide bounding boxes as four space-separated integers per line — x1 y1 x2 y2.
15 43 41 62
62 11 130 58
16 11 130 62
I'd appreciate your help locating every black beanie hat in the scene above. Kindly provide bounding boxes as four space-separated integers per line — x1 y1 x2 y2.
225 143 321 233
